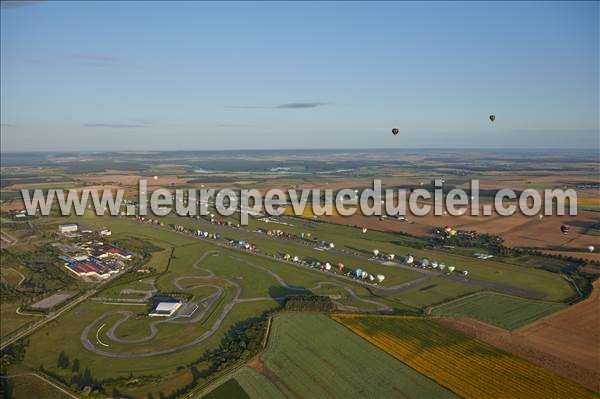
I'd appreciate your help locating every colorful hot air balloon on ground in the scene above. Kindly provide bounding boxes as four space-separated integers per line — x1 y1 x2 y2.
489 115 496 122
392 128 399 135
376 274 385 283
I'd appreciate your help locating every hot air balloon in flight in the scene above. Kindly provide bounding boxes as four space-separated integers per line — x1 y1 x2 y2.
489 115 496 122
587 245 595 253
560 225 570 234
392 128 399 135
372 249 380 257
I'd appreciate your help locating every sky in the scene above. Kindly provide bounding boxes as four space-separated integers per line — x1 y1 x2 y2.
1 1 598 152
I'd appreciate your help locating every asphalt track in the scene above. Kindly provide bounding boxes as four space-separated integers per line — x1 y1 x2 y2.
80 218 548 358
187 216 546 299
80 250 391 358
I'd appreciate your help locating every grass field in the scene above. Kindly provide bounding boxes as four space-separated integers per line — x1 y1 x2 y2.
333 315 595 399
207 313 458 398
389 277 482 309
3 374 73 399
202 378 250 399
167 213 575 301
429 292 567 330
2 211 581 397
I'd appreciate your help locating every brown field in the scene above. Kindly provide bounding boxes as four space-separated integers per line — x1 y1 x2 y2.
437 280 600 392
333 314 596 399
307 205 599 254
3 166 598 254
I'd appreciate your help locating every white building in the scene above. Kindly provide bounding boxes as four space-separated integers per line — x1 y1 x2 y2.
58 223 78 233
149 302 182 317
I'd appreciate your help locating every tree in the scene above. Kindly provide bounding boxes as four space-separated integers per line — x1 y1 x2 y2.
57 351 69 369
0 375 14 399
71 358 80 373
80 367 93 387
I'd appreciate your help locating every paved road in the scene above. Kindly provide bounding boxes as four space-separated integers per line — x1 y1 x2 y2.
80 250 391 358
185 217 546 299
1 286 101 351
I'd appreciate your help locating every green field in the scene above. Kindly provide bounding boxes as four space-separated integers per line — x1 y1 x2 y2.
2 211 580 397
164 213 575 301
430 291 567 330
389 277 482 309
2 374 73 399
204 313 457 398
17 223 409 397
202 378 250 399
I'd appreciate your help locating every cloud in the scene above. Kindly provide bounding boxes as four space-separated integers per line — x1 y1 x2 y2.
1 1 41 9
84 123 145 128
276 102 327 109
71 54 119 68
225 102 327 109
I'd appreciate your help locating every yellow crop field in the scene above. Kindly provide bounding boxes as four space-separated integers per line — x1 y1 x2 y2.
332 314 596 399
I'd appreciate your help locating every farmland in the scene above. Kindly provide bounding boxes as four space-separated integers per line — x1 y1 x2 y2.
429 291 567 330
1 149 597 398
438 279 600 391
203 313 458 398
332 315 596 399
